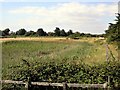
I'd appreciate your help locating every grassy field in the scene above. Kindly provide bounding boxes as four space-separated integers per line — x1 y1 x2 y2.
2 37 118 79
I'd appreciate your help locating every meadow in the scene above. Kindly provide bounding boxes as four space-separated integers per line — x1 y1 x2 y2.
2 37 118 80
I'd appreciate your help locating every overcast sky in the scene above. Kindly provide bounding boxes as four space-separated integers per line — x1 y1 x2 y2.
0 0 119 34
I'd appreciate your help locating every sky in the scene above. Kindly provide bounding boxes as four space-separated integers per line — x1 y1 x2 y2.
0 0 119 34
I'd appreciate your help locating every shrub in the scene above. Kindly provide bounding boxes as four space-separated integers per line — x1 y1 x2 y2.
7 60 120 86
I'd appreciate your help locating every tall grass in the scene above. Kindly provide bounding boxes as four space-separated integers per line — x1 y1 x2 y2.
2 40 118 79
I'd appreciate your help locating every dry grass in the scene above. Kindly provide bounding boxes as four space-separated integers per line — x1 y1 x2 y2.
0 37 66 42
0 37 106 43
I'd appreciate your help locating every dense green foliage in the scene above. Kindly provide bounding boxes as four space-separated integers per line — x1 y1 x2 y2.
7 60 120 86
16 29 27 35
36 28 47 36
0 28 10 36
25 31 36 36
105 14 120 42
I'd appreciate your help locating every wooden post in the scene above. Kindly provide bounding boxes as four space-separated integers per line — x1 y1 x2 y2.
63 82 67 90
106 44 109 62
13 84 16 90
25 82 29 90
108 76 110 87
25 77 31 90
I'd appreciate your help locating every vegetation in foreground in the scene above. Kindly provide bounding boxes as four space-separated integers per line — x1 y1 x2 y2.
2 39 119 78
10 60 120 84
2 60 120 90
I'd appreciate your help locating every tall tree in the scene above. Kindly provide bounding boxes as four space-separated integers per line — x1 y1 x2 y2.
105 13 120 42
54 27 60 36
0 30 3 36
60 29 67 36
36 28 47 36
16 28 26 35
2 28 10 36
67 30 73 36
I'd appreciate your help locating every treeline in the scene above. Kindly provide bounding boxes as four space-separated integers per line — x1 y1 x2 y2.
105 13 120 42
0 27 104 38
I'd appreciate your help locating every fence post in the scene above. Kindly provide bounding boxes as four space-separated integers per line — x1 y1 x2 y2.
108 76 110 86
25 77 31 90
25 82 29 90
108 76 111 90
105 44 109 62
63 82 68 90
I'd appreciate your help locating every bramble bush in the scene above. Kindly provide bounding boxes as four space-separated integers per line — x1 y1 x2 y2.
6 60 120 86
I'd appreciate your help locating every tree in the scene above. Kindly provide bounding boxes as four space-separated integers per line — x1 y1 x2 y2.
85 33 92 37
54 27 60 36
69 32 80 39
10 31 16 38
25 31 36 36
16 28 26 35
0 30 5 36
48 32 55 36
0 30 2 37
0 28 10 37
80 33 85 37
67 30 73 36
2 28 10 36
105 13 120 42
36 28 47 36
60 29 67 36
